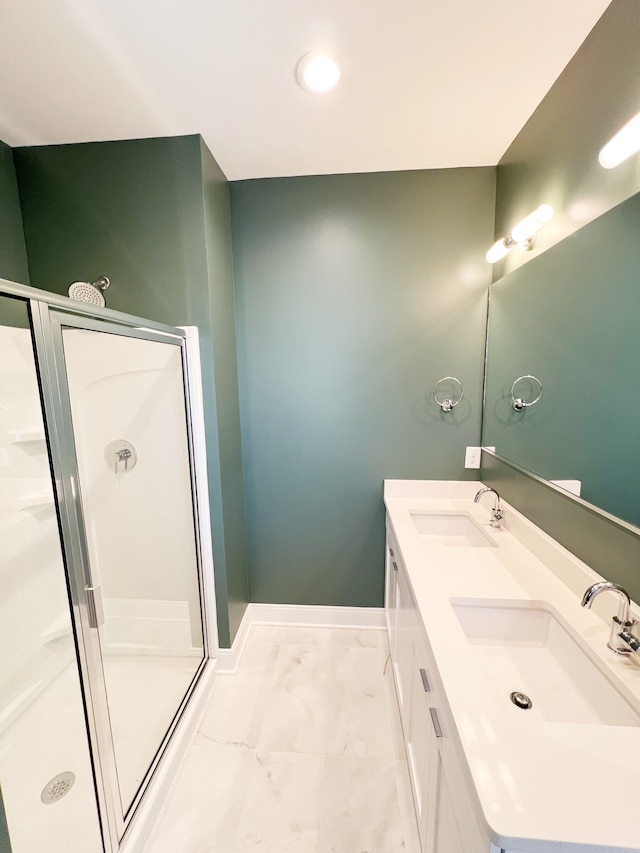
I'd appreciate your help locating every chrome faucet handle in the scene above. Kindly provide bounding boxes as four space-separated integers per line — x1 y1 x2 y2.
618 629 640 654
581 582 637 655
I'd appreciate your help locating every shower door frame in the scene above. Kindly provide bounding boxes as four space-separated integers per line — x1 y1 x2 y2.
0 278 217 853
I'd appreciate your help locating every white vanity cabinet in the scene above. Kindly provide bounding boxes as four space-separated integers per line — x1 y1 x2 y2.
404 624 438 850
385 534 409 720
384 482 640 853
385 522 491 853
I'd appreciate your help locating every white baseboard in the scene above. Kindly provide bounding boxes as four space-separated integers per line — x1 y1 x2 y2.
217 603 385 673
249 603 385 628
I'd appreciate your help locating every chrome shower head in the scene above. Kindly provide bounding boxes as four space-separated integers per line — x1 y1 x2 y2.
68 275 111 307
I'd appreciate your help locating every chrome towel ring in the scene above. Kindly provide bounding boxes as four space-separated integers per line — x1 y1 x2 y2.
433 376 464 413
511 374 542 411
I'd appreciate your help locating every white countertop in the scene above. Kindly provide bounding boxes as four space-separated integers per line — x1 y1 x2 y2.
384 480 640 853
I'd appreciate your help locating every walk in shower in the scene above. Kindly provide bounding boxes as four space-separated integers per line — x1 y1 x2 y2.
0 280 216 852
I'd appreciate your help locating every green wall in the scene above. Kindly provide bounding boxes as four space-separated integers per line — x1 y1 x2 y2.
0 141 29 284
231 168 495 606
483 0 640 596
13 135 248 646
200 140 249 641
14 136 208 312
492 0 640 280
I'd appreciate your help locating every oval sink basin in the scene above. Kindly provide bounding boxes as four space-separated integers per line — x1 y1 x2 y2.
451 598 640 726
410 512 496 548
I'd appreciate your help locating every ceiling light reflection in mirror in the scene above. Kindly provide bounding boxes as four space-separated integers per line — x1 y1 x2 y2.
599 108 640 169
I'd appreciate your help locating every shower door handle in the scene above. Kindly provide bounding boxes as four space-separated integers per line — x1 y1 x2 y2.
86 585 105 629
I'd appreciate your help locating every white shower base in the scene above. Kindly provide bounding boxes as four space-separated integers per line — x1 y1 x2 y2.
0 652 201 853
104 649 202 811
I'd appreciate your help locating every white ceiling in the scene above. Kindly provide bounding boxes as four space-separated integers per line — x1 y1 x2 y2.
0 0 612 181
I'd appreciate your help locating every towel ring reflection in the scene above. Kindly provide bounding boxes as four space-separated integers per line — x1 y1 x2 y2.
433 376 464 413
511 375 542 411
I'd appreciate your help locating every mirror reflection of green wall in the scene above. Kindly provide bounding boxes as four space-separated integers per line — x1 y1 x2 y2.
483 190 640 528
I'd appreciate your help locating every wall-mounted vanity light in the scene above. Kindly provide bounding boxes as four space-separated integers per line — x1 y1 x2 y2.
485 205 554 264
599 109 640 169
510 374 542 412
433 376 464 413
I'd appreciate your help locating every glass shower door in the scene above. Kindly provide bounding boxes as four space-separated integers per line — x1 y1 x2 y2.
0 295 103 853
51 316 206 823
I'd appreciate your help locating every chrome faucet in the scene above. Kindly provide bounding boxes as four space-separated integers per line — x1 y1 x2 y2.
474 487 503 528
581 581 639 655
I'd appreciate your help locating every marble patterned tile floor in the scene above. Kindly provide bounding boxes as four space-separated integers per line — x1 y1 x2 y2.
144 626 420 852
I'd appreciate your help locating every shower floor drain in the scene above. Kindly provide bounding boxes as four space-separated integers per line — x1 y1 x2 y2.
41 771 75 804
510 690 533 710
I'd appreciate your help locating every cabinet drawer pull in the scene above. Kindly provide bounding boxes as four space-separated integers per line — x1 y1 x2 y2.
392 561 398 572
429 707 443 738
420 668 430 692
389 547 395 557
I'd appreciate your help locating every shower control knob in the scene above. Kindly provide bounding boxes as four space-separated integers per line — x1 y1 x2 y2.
105 439 137 474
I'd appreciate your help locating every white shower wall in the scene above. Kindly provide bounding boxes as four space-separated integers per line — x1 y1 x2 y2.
0 325 74 728
62 329 203 655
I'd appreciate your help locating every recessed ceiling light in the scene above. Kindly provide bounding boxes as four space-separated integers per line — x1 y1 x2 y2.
296 52 341 94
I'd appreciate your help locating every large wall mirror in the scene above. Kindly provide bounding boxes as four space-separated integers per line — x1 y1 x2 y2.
483 190 640 530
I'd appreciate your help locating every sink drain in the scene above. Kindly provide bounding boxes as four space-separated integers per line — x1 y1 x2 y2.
41 771 75 804
510 691 533 710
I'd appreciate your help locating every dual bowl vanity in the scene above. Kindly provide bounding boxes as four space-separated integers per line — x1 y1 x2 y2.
385 480 640 853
